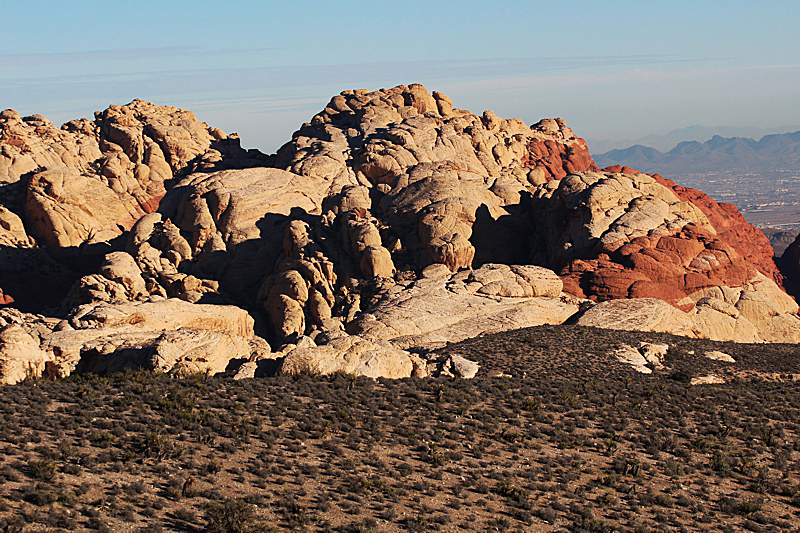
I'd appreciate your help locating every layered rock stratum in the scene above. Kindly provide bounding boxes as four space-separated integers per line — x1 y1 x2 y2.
1 84 798 383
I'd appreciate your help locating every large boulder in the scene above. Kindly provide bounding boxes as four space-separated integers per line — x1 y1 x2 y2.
280 335 425 379
25 166 146 253
40 298 257 377
576 298 698 338
76 329 253 376
0 324 50 385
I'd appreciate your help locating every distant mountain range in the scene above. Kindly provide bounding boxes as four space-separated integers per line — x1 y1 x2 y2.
593 131 800 175
588 125 800 153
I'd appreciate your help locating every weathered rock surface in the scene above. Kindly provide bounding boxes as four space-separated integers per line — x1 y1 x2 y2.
532 171 745 303
352 263 578 349
0 324 50 384
1 99 269 310
40 298 257 377
705 350 735 363
26 166 147 252
651 173 781 285
440 354 480 379
690 374 726 386
0 206 34 248
577 298 696 337
280 335 425 379
576 271 800 343
75 329 253 377
1 85 799 382
275 84 597 275
611 344 655 374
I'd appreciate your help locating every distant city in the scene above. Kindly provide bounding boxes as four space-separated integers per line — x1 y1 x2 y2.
670 168 800 231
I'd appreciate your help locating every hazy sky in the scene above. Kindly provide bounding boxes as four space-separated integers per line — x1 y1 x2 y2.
3 1 799 153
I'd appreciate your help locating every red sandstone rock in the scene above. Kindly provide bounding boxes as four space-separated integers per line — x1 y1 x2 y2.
523 124 597 180
603 164 779 287
651 174 780 285
535 169 785 309
0 289 12 305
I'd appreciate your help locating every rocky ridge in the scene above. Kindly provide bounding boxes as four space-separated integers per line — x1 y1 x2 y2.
1 84 799 384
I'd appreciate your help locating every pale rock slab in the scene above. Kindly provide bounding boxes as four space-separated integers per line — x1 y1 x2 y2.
690 374 726 386
611 345 652 374
576 298 695 337
441 354 480 379
638 342 669 369
704 350 736 363
352 265 577 349
233 360 259 380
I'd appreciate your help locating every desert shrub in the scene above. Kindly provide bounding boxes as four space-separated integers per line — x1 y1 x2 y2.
205 499 259 533
140 432 182 460
28 459 56 481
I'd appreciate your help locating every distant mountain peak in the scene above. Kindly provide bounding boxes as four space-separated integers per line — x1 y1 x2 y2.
594 130 800 174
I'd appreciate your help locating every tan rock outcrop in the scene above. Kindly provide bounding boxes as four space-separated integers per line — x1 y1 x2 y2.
677 271 800 343
280 335 424 379
352 263 577 349
40 298 256 377
0 207 34 248
0 324 50 384
0 109 102 185
26 166 146 252
576 298 696 337
276 84 596 272
576 274 800 343
67 298 254 338
690 374 726 386
69 329 254 377
168 167 326 252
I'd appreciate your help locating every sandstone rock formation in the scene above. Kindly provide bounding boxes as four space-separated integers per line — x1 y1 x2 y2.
0 298 261 383
1 99 268 310
0 324 50 384
279 335 426 379
528 170 800 342
575 273 800 343
0 84 798 382
352 263 578 350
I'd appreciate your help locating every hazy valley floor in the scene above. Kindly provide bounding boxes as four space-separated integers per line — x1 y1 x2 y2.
2 325 800 532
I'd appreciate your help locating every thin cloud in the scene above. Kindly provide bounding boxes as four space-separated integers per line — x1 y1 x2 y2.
0 46 281 68
2 54 711 91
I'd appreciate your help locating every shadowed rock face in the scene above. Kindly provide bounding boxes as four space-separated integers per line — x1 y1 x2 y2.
0 100 270 309
0 84 799 383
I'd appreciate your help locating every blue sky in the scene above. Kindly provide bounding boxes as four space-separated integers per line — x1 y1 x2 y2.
2 1 799 152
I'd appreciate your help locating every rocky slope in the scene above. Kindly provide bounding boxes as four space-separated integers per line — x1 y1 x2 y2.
1 84 799 384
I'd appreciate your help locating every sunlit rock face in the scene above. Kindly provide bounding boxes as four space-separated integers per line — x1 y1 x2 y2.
0 84 798 382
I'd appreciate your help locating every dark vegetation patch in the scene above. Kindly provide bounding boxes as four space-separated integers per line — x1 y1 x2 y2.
1 325 800 531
